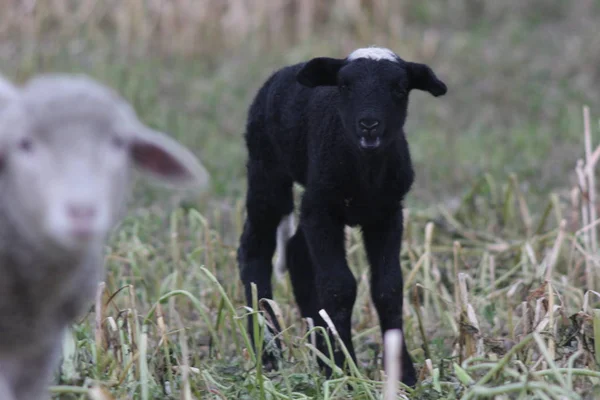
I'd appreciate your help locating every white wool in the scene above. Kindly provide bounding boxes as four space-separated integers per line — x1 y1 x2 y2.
274 212 296 281
0 76 17 97
0 75 17 110
0 73 209 400
347 47 398 62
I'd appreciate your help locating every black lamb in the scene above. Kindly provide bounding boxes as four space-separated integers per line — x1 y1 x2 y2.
237 46 447 386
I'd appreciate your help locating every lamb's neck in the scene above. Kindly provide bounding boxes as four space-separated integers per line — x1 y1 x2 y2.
0 201 100 288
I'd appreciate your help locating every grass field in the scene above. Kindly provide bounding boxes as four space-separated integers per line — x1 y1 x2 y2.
1 1 600 399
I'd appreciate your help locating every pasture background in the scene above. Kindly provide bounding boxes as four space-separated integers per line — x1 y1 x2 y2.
1 1 600 399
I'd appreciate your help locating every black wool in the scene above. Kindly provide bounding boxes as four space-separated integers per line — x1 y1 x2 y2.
237 47 447 386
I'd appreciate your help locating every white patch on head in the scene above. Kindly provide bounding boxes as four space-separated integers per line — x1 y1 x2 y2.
347 47 398 62
274 213 296 281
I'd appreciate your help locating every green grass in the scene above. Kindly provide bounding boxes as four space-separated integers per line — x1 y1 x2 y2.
2 1 600 398
48 173 600 399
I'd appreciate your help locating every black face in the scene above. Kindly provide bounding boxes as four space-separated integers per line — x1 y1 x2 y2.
296 53 447 152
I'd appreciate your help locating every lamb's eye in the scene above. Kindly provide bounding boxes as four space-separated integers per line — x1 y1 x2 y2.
18 138 34 152
392 85 407 98
340 84 350 93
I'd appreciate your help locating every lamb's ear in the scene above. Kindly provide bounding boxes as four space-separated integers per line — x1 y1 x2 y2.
406 62 447 97
296 57 345 88
130 127 210 190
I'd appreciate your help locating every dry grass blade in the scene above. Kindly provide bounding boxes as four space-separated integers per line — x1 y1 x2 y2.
383 329 403 400
88 386 116 400
305 317 317 363
139 329 149 400
95 282 107 353
594 309 600 367
583 106 597 255
573 106 600 291
317 309 379 398
318 309 358 374
175 311 194 400
543 219 567 281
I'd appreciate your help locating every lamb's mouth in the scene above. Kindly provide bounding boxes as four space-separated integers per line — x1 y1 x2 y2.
359 136 381 149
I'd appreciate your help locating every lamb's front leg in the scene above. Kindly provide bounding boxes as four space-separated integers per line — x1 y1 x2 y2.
361 208 417 387
300 196 357 374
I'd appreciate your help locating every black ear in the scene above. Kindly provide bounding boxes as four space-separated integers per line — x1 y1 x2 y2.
406 62 447 97
296 57 345 88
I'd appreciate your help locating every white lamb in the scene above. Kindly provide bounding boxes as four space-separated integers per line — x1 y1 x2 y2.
0 73 209 400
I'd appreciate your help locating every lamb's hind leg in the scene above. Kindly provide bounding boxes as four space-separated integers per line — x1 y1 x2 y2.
237 161 293 370
286 225 337 373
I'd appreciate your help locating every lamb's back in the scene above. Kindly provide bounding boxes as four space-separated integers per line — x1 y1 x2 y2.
245 62 341 185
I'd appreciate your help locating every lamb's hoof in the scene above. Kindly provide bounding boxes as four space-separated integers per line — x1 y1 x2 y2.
401 362 418 388
261 351 279 372
258 323 282 372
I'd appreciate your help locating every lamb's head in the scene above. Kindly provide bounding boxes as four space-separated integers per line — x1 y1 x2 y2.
0 74 209 254
296 46 447 151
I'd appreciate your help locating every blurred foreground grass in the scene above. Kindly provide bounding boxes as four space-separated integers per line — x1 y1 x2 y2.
1 1 599 399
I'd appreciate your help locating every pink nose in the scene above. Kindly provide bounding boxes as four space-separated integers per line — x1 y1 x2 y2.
67 204 96 222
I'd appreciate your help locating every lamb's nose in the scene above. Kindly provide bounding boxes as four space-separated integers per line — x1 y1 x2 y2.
67 204 96 222
359 118 380 130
